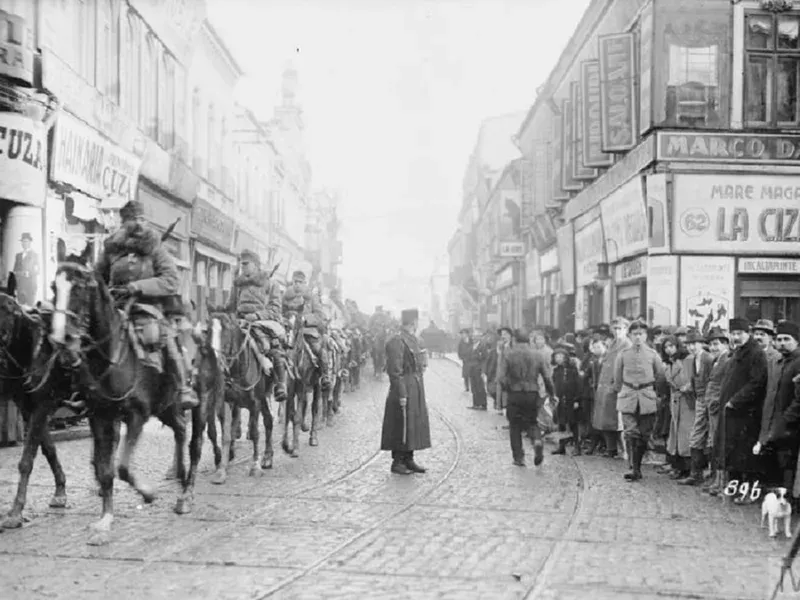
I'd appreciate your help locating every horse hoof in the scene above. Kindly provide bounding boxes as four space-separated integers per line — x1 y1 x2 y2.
210 470 227 485
309 436 318 447
261 457 273 470
1 513 23 529
139 485 157 504
164 466 178 481
174 497 192 515
87 530 111 546
281 442 293 456
249 465 262 477
301 423 310 433
49 495 68 509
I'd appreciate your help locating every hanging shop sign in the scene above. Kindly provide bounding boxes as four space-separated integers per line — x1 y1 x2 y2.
0 113 46 206
639 2 653 135
673 174 800 255
616 255 647 284
647 255 678 326
645 172 669 254
0 10 34 84
561 98 582 192
574 219 606 287
570 81 598 181
556 223 575 295
680 256 734 333
539 246 559 274
738 257 800 275
496 240 525 258
191 198 235 252
598 32 637 153
599 176 648 260
51 113 141 208
551 106 570 202
657 131 800 164
580 60 614 168
531 214 557 251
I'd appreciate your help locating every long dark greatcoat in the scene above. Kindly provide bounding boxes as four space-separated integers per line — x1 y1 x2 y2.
716 337 767 474
381 330 432 452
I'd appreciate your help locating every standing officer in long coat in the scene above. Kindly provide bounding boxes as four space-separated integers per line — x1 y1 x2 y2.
381 308 431 475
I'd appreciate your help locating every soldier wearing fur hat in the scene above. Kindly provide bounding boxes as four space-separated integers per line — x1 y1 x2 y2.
381 308 431 474
282 269 331 389
95 199 198 410
614 319 666 481
225 249 289 401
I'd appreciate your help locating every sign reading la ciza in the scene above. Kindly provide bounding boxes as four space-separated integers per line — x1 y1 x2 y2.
51 113 141 207
673 174 800 254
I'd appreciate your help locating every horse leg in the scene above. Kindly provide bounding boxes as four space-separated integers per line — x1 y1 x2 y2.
41 426 68 509
175 401 205 515
164 408 185 481
260 386 274 470
117 411 157 504
1 404 48 529
157 406 188 513
87 415 118 546
309 384 320 447
248 395 262 477
207 405 221 467
211 400 232 484
300 384 310 432
230 401 240 460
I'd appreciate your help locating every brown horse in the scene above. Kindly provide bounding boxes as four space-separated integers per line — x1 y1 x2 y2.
0 293 74 530
54 255 204 545
282 313 324 454
206 311 275 484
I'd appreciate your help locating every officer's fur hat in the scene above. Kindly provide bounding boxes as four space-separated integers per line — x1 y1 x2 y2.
401 308 419 326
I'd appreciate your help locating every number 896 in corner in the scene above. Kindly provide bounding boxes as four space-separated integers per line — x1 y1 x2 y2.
723 480 763 502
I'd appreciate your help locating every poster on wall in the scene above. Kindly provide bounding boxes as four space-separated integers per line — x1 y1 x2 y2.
646 254 678 326
574 286 587 331
645 172 669 254
680 256 734 334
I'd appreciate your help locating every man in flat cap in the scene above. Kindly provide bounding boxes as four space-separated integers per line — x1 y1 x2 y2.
226 249 289 400
381 308 431 474
756 321 800 494
614 320 666 481
716 317 767 504
95 199 198 410
282 269 330 389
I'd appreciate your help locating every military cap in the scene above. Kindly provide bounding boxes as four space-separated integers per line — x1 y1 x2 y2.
292 270 307 282
729 317 751 333
706 327 729 343
553 342 575 356
239 249 260 264
401 308 419 325
628 320 648 332
777 321 800 341
120 200 145 221
753 319 776 336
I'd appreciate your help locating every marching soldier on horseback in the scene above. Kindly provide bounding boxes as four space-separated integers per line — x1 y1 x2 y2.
225 249 289 402
95 199 198 411
282 270 331 390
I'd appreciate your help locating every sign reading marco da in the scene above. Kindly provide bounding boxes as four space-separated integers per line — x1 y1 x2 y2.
656 131 800 163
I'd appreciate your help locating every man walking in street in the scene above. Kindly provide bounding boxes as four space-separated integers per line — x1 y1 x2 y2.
380 308 432 475
615 320 666 481
500 328 554 467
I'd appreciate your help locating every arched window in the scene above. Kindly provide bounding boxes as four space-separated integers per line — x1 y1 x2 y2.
191 88 202 172
141 33 158 138
207 103 215 183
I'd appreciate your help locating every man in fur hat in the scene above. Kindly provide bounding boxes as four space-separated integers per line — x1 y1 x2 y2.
282 269 330 389
95 199 198 410
381 308 431 474
225 249 289 401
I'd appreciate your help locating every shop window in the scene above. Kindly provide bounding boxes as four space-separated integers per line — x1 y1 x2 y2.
208 262 219 289
744 11 800 127
653 0 731 128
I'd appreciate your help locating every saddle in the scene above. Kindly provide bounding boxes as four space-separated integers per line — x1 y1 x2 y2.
125 303 166 373
238 320 274 376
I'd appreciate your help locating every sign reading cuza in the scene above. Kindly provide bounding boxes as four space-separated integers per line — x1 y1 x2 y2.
581 60 613 168
52 113 142 208
0 113 46 206
658 131 800 164
191 198 235 251
598 32 637 153
673 174 800 255
599 177 648 260
497 241 524 257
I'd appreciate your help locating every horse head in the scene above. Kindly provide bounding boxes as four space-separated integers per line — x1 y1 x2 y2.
206 308 239 361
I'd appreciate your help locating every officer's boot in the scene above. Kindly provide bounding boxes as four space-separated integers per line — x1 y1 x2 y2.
269 350 288 402
678 448 705 486
390 451 411 475
166 337 199 410
318 342 332 391
624 439 643 481
405 451 426 473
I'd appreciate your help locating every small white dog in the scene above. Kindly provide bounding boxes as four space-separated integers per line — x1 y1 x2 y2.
761 487 793 538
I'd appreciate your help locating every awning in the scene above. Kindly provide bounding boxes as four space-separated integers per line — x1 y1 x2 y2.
194 242 237 266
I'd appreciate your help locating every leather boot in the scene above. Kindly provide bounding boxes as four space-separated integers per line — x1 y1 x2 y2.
166 337 198 410
391 451 411 475
677 449 705 485
552 438 568 455
405 451 426 473
624 439 643 481
269 350 288 402
602 432 618 458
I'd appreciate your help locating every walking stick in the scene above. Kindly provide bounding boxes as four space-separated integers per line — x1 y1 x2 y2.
402 401 408 446
770 523 800 599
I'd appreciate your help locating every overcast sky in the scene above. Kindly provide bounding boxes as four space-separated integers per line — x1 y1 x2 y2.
208 0 591 310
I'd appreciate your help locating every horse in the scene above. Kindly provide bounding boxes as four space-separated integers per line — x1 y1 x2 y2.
53 253 204 545
282 313 323 454
206 310 275 484
0 293 75 529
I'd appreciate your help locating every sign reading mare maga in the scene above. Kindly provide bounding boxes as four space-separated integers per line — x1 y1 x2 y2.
673 174 800 254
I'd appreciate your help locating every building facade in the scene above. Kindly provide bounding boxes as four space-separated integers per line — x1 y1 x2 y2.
306 189 343 294
514 0 800 334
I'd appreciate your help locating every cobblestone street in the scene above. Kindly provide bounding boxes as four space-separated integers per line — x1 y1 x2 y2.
0 359 794 599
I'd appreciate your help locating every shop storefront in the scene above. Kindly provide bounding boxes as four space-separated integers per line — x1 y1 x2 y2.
573 212 606 330
599 176 648 320
190 198 236 318
670 172 800 329
0 112 47 305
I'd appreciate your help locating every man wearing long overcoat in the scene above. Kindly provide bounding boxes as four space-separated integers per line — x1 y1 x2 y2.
679 331 717 486
716 317 767 503
381 308 431 475
592 317 632 457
